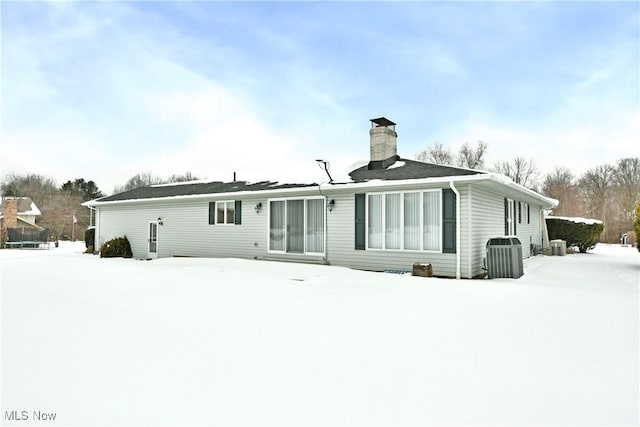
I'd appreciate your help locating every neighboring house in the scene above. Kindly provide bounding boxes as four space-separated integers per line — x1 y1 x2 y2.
1 197 44 246
84 118 557 278
1 197 43 230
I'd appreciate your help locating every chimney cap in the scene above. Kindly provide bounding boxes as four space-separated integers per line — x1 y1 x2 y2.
370 117 396 128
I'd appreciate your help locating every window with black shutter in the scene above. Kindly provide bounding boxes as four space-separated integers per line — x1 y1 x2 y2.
355 193 366 250
209 200 242 225
442 189 456 253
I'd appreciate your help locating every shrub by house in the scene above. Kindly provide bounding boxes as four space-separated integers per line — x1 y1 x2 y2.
100 236 133 258
85 227 95 249
546 216 604 253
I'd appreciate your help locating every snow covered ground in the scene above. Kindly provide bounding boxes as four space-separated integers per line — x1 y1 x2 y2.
1 242 638 426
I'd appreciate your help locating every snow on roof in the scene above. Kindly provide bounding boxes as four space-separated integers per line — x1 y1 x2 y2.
387 160 406 169
2 197 41 215
547 216 604 225
150 179 221 188
346 160 368 173
24 202 41 216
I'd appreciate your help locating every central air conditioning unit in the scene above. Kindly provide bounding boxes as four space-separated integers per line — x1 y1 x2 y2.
486 237 524 279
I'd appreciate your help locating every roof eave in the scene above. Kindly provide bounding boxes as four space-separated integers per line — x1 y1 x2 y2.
82 184 321 207
83 173 558 209
485 173 559 208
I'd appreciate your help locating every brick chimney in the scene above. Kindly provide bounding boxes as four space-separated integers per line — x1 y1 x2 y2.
368 117 399 170
2 198 18 229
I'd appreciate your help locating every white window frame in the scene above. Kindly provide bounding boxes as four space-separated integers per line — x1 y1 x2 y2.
215 200 236 225
506 198 516 235
267 196 326 256
365 189 443 253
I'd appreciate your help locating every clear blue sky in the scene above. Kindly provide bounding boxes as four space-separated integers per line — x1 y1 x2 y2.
1 1 638 194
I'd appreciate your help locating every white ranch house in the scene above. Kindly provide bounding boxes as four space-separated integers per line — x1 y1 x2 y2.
84 118 557 279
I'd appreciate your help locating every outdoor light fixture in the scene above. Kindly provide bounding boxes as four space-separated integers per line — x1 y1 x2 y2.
255 202 263 214
328 199 336 212
157 217 164 226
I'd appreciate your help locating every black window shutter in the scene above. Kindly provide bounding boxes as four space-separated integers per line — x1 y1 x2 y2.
234 200 242 224
442 189 456 253
527 204 531 224
209 202 216 225
517 201 521 224
355 193 366 250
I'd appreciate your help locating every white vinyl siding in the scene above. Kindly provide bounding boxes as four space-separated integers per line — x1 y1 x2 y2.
469 184 544 278
96 197 265 260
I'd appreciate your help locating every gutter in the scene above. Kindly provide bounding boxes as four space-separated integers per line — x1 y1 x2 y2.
82 172 558 209
449 180 461 280
82 184 321 207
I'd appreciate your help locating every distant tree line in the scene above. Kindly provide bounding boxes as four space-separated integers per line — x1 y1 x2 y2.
1 175 103 241
112 171 201 194
417 142 640 243
542 159 640 243
1 171 200 242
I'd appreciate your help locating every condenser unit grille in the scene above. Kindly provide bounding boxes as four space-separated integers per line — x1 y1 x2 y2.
486 238 524 279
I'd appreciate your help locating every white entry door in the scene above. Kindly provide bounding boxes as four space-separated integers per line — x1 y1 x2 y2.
148 221 158 259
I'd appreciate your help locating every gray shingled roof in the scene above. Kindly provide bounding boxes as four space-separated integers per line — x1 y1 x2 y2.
16 197 36 213
95 159 486 203
349 158 485 182
96 181 318 202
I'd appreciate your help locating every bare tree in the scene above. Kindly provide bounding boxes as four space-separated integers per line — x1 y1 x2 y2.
416 143 454 165
579 165 614 216
457 141 488 169
542 167 583 216
578 164 616 241
113 172 164 194
1 173 58 208
39 193 84 241
417 141 487 169
614 157 640 226
167 172 201 183
491 157 539 190
113 171 202 194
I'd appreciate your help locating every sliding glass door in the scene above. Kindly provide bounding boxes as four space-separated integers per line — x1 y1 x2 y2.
286 200 304 253
269 198 325 255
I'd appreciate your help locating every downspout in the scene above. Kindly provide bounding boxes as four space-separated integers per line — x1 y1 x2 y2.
94 208 100 252
467 185 472 278
318 183 329 263
450 180 461 280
